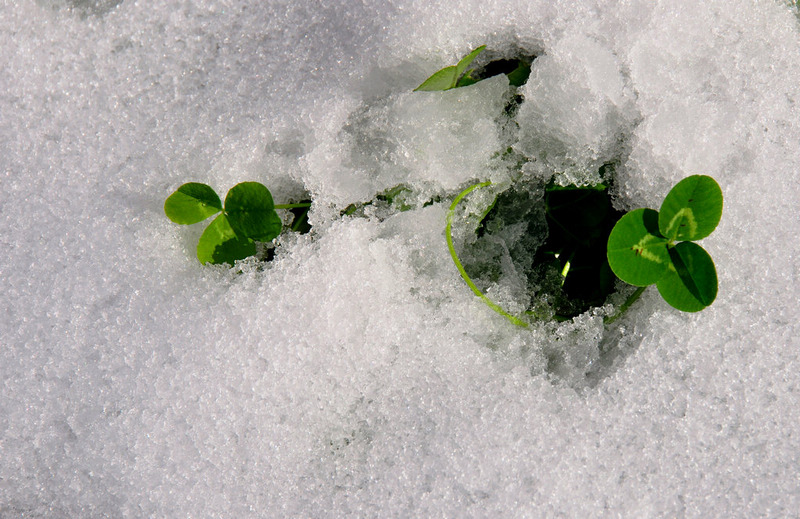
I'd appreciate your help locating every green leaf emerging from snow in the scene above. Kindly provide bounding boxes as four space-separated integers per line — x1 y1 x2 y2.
414 45 486 91
164 183 222 224
224 182 283 242
454 45 486 79
607 208 670 286
506 60 532 87
414 66 459 91
196 213 256 265
656 241 718 312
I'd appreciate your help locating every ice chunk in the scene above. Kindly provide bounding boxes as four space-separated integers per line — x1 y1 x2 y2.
515 33 636 186
303 74 512 212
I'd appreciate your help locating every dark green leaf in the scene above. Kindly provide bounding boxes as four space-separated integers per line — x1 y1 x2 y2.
224 182 283 242
607 208 670 286
196 214 256 265
656 241 717 311
506 60 531 87
658 175 723 241
164 183 222 224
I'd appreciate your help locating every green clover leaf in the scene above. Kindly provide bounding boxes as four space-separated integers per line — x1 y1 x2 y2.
224 182 283 242
606 208 670 286
658 175 723 242
197 213 257 265
657 242 718 312
164 183 222 224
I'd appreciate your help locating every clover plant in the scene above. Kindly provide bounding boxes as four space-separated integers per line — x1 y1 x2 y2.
164 46 723 329
447 175 723 327
430 47 621 327
607 175 723 314
164 182 310 265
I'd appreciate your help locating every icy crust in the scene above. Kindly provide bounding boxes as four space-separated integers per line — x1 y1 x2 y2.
515 33 637 187
2 0 800 517
303 74 512 217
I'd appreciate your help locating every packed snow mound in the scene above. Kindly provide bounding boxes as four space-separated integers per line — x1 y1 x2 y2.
2 0 800 517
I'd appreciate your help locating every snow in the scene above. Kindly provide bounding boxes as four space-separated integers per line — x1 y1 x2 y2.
2 0 800 516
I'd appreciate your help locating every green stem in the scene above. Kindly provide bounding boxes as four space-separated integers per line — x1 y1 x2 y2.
274 203 312 210
290 207 310 232
603 286 647 325
446 182 528 328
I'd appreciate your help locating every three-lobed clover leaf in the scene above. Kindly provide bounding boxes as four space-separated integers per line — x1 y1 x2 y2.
606 175 722 313
414 45 486 91
165 181 284 265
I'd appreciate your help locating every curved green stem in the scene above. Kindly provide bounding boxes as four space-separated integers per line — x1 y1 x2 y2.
446 182 528 328
603 286 647 325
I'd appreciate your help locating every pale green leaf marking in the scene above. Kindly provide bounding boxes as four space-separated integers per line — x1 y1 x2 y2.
658 175 723 241
607 208 670 286
662 207 697 242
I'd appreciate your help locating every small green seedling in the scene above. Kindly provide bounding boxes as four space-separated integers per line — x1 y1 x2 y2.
607 175 723 313
414 45 486 91
165 182 309 265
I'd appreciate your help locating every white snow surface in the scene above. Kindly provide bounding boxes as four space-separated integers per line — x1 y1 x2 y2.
2 0 800 516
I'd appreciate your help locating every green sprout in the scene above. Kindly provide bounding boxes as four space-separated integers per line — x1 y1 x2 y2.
606 175 723 315
414 45 486 91
164 182 310 265
414 45 534 92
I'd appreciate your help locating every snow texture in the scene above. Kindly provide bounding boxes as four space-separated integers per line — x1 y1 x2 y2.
2 0 800 516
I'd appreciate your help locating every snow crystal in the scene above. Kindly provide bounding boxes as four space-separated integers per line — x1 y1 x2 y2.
2 0 800 517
